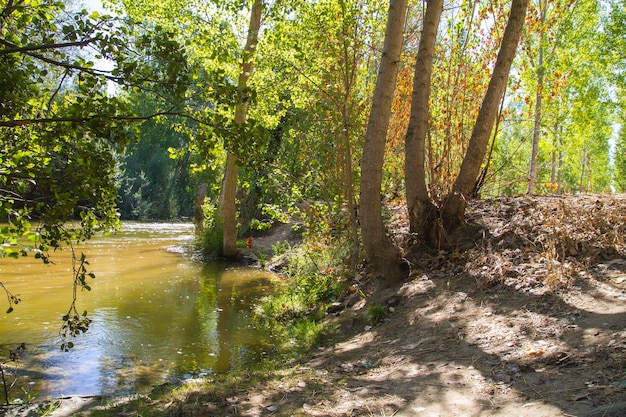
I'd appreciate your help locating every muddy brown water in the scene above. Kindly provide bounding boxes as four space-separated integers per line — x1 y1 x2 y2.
0 223 276 402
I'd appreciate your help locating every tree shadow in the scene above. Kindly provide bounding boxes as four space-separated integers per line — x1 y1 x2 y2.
254 265 624 416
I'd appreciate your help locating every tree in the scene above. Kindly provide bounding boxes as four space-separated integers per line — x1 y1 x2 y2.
492 0 614 195
260 0 387 269
526 0 548 194
359 0 408 279
401 0 529 245
109 0 295 257
607 0 626 191
440 0 529 229
220 0 263 257
0 0 190 346
404 0 443 241
523 0 585 194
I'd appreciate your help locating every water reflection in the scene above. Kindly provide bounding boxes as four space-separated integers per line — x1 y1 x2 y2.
0 223 276 400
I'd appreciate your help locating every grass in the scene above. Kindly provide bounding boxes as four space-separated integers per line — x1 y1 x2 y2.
246 220 359 365
366 304 388 325
83 371 270 416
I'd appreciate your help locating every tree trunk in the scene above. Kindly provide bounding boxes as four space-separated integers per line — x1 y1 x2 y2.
527 0 547 195
441 0 529 229
404 0 444 243
359 0 408 279
220 0 262 257
221 152 239 257
337 0 361 271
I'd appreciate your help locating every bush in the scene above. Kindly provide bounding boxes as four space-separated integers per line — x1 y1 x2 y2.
252 240 346 357
196 202 223 258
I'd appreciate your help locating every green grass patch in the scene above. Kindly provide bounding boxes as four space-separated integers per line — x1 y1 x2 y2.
252 233 349 359
366 304 388 325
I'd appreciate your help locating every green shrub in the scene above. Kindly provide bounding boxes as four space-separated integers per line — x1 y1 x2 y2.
366 304 388 325
196 202 223 257
250 218 273 232
252 241 345 358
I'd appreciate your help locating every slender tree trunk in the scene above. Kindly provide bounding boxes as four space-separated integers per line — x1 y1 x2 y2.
550 120 559 189
405 0 443 242
528 0 547 195
551 139 556 184
342 116 360 271
528 62 544 194
339 0 360 271
359 0 408 279
220 0 262 257
580 144 591 192
221 152 239 257
557 125 563 192
442 0 529 229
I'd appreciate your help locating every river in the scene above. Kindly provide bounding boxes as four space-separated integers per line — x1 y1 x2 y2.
0 223 276 402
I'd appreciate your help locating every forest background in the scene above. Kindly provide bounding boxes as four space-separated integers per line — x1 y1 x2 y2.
1 0 625 325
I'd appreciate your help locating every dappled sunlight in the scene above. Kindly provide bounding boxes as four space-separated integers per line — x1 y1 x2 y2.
245 257 624 416
330 332 377 356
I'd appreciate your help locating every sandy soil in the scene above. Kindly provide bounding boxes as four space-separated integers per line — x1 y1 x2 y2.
5 194 625 417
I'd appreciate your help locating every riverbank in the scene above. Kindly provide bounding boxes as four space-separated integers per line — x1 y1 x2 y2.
4 195 626 416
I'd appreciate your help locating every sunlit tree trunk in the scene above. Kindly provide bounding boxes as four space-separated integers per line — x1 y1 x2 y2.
405 0 443 242
220 0 262 257
442 0 529 229
359 0 408 279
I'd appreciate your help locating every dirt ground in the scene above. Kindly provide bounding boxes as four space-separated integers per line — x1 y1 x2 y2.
221 194 626 417
6 194 626 417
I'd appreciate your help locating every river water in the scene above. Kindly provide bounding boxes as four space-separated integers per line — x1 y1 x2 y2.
0 223 276 401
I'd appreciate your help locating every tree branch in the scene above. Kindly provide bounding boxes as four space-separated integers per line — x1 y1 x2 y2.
0 38 100 56
0 0 25 20
0 111 234 134
8 42 116 80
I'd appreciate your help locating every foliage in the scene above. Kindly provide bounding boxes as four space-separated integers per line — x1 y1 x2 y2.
196 201 224 258
247 203 291 234
488 0 615 195
0 0 192 346
366 304 388 325
115 92 221 220
252 234 351 356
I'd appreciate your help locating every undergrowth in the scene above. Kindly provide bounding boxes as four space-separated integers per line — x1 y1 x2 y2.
252 211 354 359
466 195 626 292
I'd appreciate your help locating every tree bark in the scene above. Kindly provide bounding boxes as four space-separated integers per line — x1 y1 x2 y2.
359 0 408 279
441 0 529 229
528 0 547 195
220 0 262 257
404 0 444 243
